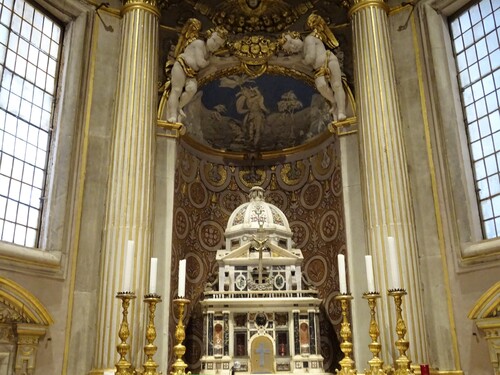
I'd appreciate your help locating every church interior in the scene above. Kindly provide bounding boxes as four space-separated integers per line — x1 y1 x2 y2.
0 0 499 374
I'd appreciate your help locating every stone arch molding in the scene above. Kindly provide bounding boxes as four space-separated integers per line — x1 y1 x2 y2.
0 277 53 375
468 281 500 375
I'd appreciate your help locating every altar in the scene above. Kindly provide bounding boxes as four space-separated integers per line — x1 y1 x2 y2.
199 187 326 375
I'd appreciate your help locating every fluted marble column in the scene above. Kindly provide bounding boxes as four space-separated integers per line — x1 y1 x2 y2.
92 0 159 372
346 0 427 365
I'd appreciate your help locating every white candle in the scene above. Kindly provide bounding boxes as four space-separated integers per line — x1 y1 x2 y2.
123 240 134 292
337 254 347 294
365 255 375 293
149 257 158 294
387 236 401 290
178 259 186 297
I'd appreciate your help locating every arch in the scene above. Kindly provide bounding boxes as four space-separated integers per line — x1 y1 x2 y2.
467 281 500 320
249 334 275 373
468 281 500 374
0 276 53 325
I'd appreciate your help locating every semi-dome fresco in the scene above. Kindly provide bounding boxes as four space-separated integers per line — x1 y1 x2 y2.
182 74 333 152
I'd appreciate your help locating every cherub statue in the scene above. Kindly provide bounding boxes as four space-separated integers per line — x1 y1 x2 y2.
281 14 347 121
165 19 228 123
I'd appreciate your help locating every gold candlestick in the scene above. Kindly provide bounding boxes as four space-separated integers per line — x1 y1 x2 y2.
143 293 162 375
362 292 387 375
388 289 414 375
171 298 191 375
334 294 357 375
115 292 136 375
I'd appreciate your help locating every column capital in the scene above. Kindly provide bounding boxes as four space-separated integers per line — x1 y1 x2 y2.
121 0 161 17
342 0 389 18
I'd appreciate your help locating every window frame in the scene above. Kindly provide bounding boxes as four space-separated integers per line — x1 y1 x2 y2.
0 0 91 275
416 0 500 268
448 0 500 240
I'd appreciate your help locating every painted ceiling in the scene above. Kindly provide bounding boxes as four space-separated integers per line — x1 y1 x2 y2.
158 0 354 159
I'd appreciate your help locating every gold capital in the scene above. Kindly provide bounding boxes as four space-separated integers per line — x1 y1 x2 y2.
344 0 389 18
121 0 160 17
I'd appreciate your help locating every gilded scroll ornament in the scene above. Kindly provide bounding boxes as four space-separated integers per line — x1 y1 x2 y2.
230 35 280 77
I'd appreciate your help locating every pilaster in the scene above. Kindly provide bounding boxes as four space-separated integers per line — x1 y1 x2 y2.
92 0 159 372
346 0 428 365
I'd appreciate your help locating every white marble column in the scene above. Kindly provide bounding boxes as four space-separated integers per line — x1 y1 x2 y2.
347 0 428 365
92 0 159 372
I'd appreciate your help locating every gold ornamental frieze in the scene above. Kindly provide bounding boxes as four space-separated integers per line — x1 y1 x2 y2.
238 168 267 188
230 35 280 77
200 161 230 191
279 160 308 187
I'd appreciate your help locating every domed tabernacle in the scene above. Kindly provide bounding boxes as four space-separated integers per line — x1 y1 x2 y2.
225 186 292 250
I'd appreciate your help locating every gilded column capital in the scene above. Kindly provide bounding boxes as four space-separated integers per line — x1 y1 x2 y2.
121 0 161 17
342 0 389 17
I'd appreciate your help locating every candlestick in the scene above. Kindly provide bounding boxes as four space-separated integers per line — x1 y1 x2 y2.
338 254 347 294
388 289 414 374
123 240 134 292
178 259 186 298
362 292 388 375
365 255 375 293
387 237 401 290
171 298 191 375
115 291 136 375
149 258 158 294
334 294 356 375
143 294 162 375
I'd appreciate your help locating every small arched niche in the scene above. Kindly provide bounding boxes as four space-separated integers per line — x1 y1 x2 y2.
0 277 53 375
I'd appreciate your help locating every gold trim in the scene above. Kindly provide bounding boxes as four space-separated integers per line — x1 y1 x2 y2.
121 2 160 18
156 120 185 138
467 281 500 319
328 116 358 136
411 15 462 370
0 277 53 325
62 13 100 375
348 0 390 18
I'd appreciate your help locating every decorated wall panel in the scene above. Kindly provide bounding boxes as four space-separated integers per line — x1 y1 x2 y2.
168 136 347 373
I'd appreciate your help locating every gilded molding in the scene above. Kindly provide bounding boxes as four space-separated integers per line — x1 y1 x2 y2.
346 0 389 18
0 277 53 325
121 1 160 18
157 120 186 138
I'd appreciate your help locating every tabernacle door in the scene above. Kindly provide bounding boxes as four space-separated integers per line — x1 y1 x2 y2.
250 335 274 373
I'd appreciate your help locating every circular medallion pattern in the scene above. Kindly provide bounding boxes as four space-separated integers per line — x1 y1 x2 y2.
325 293 343 325
175 208 189 239
185 253 204 284
305 255 327 285
189 181 208 208
331 168 343 197
300 181 322 209
199 221 224 251
185 334 203 368
220 190 246 216
266 190 288 209
290 221 309 249
319 211 339 242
